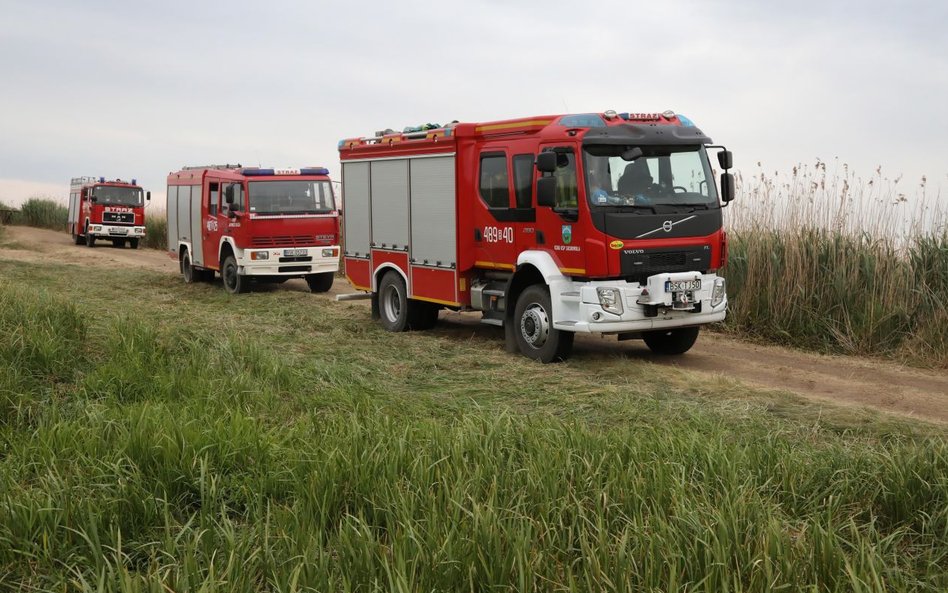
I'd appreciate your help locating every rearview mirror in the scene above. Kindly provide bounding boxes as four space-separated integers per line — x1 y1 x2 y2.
720 172 735 203
717 150 733 170
536 152 557 173
621 147 643 161
537 177 556 207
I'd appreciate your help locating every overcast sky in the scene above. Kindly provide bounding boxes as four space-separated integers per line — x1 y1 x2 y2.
1 0 945 208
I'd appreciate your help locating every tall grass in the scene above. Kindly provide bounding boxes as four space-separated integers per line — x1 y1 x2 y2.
724 161 948 367
13 196 69 231
0 273 946 592
144 215 167 249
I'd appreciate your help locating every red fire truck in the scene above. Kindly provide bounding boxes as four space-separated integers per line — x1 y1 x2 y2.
339 110 735 362
166 165 340 294
68 176 150 248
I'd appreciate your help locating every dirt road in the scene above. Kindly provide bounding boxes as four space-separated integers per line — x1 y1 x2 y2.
3 225 946 423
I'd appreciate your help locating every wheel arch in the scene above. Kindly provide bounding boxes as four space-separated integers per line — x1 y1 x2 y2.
373 263 408 293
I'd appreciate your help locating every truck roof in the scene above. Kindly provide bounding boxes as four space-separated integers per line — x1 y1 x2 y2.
339 110 709 159
167 166 331 183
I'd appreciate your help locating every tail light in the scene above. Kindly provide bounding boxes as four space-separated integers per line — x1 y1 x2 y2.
719 230 729 269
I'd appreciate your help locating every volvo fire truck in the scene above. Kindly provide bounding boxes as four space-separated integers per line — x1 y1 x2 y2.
68 176 150 248
166 165 340 294
339 110 735 362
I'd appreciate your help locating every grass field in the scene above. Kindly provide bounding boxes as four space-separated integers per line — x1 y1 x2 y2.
1 260 946 592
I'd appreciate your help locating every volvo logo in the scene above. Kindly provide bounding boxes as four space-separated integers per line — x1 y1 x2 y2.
636 215 698 239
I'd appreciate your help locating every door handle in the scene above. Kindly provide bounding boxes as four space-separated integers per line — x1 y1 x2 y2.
536 231 545 244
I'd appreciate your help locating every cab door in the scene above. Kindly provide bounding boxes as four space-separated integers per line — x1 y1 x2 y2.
535 144 587 276
201 178 226 270
471 149 536 271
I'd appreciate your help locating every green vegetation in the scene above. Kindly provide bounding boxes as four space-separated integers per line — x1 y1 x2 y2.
0 260 945 592
724 162 948 368
144 214 167 249
17 196 68 230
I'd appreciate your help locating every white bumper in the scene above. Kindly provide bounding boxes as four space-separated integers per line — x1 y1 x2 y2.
235 245 341 276
90 225 145 238
550 271 727 333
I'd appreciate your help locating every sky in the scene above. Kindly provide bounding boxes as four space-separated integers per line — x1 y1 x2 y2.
1 0 946 209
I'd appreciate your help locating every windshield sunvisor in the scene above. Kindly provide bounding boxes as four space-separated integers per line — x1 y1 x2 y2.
582 124 712 148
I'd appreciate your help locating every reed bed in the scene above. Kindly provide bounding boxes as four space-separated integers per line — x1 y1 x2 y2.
16 196 68 231
724 161 948 367
144 215 167 249
0 275 945 592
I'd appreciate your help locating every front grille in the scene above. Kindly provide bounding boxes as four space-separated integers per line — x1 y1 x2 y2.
278 265 311 273
620 248 711 281
278 256 313 263
251 235 319 248
103 212 134 225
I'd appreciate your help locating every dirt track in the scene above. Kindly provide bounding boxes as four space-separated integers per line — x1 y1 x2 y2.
3 225 947 424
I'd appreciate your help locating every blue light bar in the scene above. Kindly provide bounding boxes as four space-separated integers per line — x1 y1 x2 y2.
241 168 274 176
300 167 329 176
131 178 137 185
99 177 105 183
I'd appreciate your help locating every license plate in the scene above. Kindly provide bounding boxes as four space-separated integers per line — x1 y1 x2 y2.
109 229 128 235
665 279 700 292
283 248 308 257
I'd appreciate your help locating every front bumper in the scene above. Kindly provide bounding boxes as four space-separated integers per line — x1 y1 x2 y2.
551 271 727 333
236 245 341 276
90 225 145 238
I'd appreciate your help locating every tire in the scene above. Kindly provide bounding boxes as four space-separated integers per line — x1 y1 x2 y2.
221 254 248 294
642 326 700 355
85 224 96 248
513 285 574 363
181 250 196 284
305 272 334 293
378 271 409 332
129 238 140 249
72 228 83 245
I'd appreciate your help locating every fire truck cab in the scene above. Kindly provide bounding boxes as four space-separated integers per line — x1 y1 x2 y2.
166 165 340 294
68 176 149 248
339 111 735 362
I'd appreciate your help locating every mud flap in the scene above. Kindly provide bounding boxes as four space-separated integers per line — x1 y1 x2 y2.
371 292 380 320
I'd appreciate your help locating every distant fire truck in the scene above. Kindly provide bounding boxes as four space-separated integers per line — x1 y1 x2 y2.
68 177 150 248
166 165 340 294
339 110 735 362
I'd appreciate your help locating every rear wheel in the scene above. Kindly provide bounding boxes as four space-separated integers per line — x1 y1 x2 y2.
181 251 196 283
642 326 700 355
221 255 248 294
513 285 573 363
378 271 409 332
305 272 334 293
72 227 83 245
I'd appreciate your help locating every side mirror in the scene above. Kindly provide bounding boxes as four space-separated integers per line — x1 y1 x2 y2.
537 177 556 207
717 150 733 170
621 147 643 161
90 196 98 203
224 186 235 205
536 152 557 173
720 172 735 203
146 191 151 202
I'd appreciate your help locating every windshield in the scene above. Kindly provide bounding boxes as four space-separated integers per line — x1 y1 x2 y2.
92 186 143 207
583 146 718 209
247 180 335 215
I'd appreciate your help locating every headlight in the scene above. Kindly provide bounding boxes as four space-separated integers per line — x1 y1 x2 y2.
250 251 269 261
322 247 339 258
711 277 726 307
596 287 623 315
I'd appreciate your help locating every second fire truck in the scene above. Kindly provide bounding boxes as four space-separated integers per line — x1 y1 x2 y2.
339 110 736 362
68 176 150 248
166 165 340 294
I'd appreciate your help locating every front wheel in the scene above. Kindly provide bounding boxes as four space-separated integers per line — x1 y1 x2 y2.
221 255 249 294
513 285 573 363
129 238 140 249
305 272 334 293
642 326 700 355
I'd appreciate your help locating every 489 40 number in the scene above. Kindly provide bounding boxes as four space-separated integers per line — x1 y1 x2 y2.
483 226 514 244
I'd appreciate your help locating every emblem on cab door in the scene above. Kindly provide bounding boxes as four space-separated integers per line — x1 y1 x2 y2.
562 225 572 245
609 240 624 250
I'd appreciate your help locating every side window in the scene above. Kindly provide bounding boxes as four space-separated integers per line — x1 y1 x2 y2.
542 148 578 208
512 154 534 209
478 153 510 208
208 182 220 216
225 183 244 211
